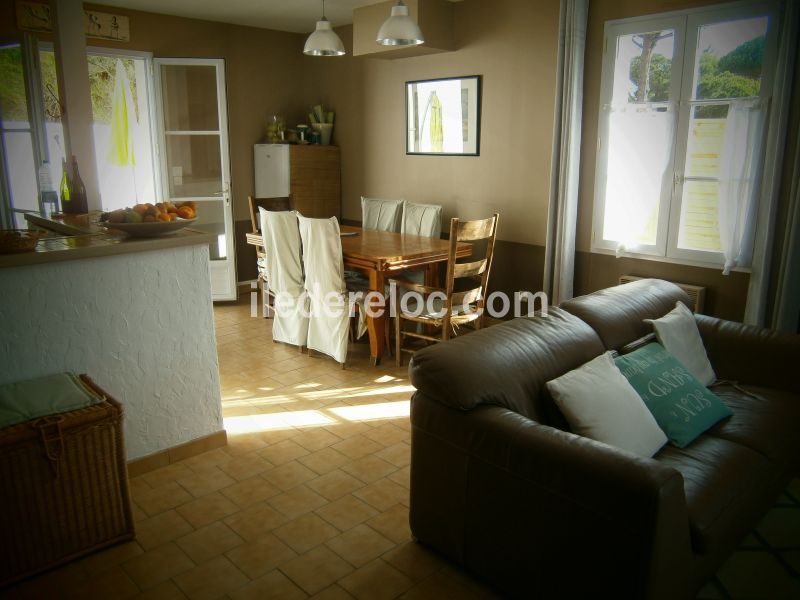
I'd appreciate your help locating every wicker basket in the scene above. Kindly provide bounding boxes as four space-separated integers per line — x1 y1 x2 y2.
0 375 135 587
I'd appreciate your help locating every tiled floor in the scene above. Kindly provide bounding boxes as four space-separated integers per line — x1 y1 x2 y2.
3 295 799 599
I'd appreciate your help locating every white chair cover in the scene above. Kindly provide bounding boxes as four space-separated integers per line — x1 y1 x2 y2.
361 197 404 232
260 208 308 347
401 202 442 238
298 215 364 364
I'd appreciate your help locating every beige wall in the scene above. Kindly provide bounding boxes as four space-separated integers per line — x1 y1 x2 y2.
305 0 561 248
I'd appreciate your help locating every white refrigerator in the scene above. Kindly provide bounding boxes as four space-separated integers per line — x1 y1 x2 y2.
254 144 290 198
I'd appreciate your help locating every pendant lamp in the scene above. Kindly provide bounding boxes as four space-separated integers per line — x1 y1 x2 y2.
376 0 425 46
304 0 345 56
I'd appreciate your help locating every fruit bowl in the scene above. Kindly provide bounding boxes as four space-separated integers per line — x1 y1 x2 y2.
101 217 197 237
0 229 44 253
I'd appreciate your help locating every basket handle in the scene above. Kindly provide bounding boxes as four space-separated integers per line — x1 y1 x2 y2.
33 415 65 478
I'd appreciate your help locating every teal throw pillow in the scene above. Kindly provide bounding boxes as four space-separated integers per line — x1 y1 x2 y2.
614 343 732 448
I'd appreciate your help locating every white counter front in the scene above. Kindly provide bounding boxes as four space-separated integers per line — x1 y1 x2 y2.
0 240 224 460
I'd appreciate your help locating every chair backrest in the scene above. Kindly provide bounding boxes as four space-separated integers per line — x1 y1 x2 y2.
401 202 442 238
361 196 404 233
297 215 350 364
443 213 500 322
249 195 292 233
260 208 308 347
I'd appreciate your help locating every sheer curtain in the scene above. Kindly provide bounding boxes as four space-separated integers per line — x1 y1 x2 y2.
717 98 766 275
543 0 588 305
604 105 675 255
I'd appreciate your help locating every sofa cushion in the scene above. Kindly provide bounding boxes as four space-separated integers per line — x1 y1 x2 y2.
409 308 605 425
706 383 800 471
645 301 716 385
560 279 690 350
615 344 732 448
546 352 667 457
655 436 784 554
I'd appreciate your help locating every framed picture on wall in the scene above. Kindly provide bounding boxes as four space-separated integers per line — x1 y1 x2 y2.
406 75 482 156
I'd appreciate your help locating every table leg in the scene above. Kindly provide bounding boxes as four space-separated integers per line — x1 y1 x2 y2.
366 270 386 366
425 263 439 287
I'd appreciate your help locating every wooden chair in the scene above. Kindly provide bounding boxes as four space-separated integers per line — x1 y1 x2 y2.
391 213 499 366
248 195 292 317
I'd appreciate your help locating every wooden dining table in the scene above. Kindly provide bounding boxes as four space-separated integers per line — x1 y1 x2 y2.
246 225 471 365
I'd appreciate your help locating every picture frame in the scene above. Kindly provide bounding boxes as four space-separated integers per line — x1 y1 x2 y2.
405 75 482 156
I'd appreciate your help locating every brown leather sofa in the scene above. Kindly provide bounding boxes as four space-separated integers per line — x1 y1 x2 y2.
408 278 799 600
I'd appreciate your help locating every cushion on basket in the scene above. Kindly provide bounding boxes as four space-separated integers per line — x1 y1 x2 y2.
0 373 103 429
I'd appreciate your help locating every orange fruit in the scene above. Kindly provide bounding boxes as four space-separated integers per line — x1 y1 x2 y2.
133 204 148 215
157 213 171 222
177 206 195 219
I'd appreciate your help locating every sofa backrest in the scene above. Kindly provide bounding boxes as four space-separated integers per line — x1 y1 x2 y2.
559 279 690 351
408 307 605 425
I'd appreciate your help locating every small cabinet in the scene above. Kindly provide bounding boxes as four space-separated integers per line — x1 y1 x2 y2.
289 145 341 218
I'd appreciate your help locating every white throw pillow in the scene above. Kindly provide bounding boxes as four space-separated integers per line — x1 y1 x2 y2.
645 301 716 386
546 352 668 458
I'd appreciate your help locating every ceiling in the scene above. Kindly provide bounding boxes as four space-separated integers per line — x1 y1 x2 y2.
96 0 449 34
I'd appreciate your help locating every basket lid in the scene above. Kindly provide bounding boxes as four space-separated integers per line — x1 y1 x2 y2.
0 373 104 430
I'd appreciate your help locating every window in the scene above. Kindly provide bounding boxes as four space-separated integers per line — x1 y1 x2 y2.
593 2 779 271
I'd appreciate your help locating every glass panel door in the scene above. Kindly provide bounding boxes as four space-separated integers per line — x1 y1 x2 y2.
154 58 235 301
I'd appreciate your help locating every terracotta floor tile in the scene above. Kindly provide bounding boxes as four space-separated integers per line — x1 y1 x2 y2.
132 579 188 600
341 455 398 485
225 433 270 457
142 463 194 489
326 524 395 568
176 491 241 529
362 424 408 448
306 469 366 501
221 475 281 508
263 460 319 491
133 481 194 517
122 542 195 590
382 542 447 582
218 454 274 481
366 504 411 545
315 494 378 531
177 466 237 498
339 559 413 600
62 565 139 600
79 540 144 577
176 521 244 565
308 584 355 599
228 569 306 600
293 427 341 453
224 533 298 580
299 447 352 475
279 546 354 596
173 555 249 600
388 465 411 490
269 485 329 519
375 442 411 468
274 513 341 554
136 509 195 550
224 501 289 540
352 478 409 512
181 447 233 471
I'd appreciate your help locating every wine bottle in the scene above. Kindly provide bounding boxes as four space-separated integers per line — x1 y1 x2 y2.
63 156 88 214
38 160 59 217
59 158 71 209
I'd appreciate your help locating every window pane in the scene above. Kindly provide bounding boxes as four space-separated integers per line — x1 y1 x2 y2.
0 45 30 128
3 131 38 211
611 30 675 106
603 107 673 247
678 180 722 252
685 104 728 177
165 134 221 197
188 199 227 260
692 17 768 101
161 65 219 131
40 50 67 205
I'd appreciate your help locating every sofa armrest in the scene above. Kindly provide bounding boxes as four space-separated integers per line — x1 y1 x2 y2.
410 397 692 599
696 314 800 393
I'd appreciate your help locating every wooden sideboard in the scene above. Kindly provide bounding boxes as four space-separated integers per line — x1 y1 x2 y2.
289 145 341 218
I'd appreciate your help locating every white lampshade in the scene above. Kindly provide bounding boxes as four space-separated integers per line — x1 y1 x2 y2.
304 17 345 56
376 1 425 46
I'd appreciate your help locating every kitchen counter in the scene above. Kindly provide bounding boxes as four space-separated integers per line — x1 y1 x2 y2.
0 213 215 268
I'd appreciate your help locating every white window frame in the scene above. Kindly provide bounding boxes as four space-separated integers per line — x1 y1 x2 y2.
592 0 780 270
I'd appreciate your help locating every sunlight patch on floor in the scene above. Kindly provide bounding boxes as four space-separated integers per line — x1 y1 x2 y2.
328 400 410 422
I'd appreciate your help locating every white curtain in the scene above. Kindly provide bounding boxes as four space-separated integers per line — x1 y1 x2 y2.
717 98 766 275
604 105 675 255
543 0 588 304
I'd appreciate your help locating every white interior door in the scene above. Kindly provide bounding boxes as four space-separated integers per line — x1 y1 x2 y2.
154 58 236 301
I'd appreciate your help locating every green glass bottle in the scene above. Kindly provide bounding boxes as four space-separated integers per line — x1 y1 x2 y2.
59 157 71 209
